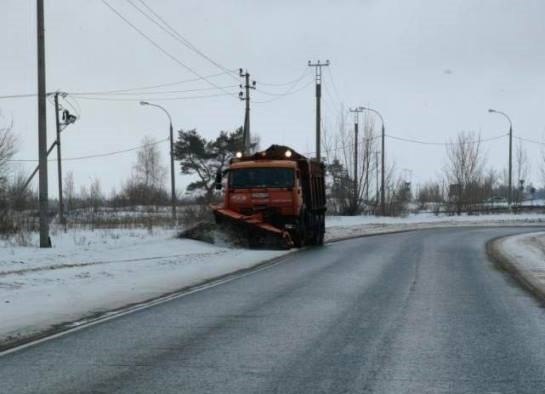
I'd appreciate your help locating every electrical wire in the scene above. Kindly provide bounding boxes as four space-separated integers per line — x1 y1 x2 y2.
255 69 311 96
8 138 169 163
63 95 82 120
514 135 545 146
325 67 343 106
130 0 239 81
73 92 236 102
259 68 312 87
253 79 314 104
385 133 508 146
70 85 239 97
67 71 236 96
101 0 237 98
0 93 39 100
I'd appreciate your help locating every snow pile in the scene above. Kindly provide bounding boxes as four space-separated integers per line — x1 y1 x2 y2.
494 231 545 299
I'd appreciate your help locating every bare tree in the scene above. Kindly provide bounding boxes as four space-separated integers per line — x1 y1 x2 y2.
513 141 530 203
7 172 34 212
133 136 167 190
0 117 16 197
121 136 169 206
89 177 103 212
0 117 17 229
336 114 378 214
63 171 75 213
443 131 486 213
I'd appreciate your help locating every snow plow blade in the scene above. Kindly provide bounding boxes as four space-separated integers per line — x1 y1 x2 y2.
212 207 293 249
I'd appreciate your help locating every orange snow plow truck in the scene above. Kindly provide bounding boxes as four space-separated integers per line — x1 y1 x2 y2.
212 145 326 249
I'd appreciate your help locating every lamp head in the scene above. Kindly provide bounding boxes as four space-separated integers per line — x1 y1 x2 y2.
140 101 149 106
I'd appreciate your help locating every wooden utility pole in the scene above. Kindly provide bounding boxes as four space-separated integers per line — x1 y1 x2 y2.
308 60 329 162
239 69 255 154
37 0 49 247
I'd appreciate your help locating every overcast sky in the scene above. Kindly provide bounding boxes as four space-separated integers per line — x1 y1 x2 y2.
1 0 544 197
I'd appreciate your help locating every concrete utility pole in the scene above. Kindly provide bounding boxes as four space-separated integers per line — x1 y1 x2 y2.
54 92 64 230
488 108 513 208
349 107 364 209
140 101 177 224
308 60 330 162
54 92 77 231
239 69 256 154
375 151 380 205
361 106 385 216
37 0 49 247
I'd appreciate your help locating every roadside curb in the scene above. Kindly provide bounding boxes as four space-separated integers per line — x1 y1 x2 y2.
486 235 545 305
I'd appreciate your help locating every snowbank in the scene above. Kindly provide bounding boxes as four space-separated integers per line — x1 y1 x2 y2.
325 213 545 241
491 231 545 302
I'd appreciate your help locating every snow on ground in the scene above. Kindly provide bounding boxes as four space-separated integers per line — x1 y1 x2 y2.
325 212 545 241
0 228 289 346
2 212 545 347
494 231 545 298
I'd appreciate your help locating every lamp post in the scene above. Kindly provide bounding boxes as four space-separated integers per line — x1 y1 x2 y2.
140 101 176 224
488 108 513 208
361 106 385 216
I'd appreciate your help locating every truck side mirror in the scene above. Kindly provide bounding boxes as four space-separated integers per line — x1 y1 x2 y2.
215 170 223 190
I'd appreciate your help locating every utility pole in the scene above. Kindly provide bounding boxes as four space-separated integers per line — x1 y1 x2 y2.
349 107 364 212
308 60 329 162
361 106 385 216
54 92 77 231
488 109 513 208
37 0 49 247
375 151 380 206
239 69 256 154
54 92 64 231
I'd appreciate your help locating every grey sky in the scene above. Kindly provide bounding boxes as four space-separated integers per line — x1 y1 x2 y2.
1 0 544 197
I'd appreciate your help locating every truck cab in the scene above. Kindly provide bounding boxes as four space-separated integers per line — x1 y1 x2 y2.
213 145 325 247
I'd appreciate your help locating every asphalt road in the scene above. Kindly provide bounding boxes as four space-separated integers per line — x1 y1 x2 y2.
2 227 545 393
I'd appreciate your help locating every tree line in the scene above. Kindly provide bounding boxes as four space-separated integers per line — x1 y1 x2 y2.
1 113 544 234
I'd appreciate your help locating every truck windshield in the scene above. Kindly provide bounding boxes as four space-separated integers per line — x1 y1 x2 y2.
230 168 294 189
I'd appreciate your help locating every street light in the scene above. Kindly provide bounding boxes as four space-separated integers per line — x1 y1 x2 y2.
140 101 177 224
361 106 385 216
488 108 513 208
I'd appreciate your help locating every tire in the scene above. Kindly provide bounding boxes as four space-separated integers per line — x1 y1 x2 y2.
293 211 306 248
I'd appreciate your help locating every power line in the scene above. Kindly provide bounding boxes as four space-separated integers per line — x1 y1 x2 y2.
101 0 237 98
125 2 318 93
514 135 545 146
258 68 312 87
253 79 314 104
130 0 239 81
73 92 236 102
68 70 237 96
8 138 169 163
255 69 311 96
71 84 239 97
325 67 343 105
385 133 508 146
0 93 40 100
